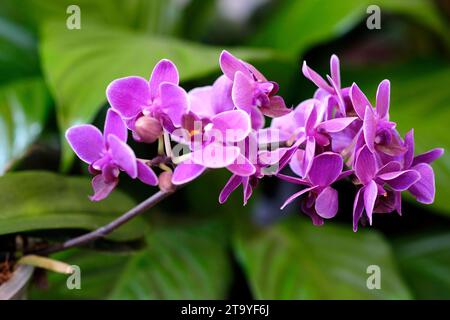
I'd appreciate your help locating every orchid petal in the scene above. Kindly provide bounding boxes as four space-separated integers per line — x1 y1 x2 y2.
149 59 179 99
211 75 235 114
66 125 103 164
191 143 240 168
413 148 444 166
302 61 333 92
250 106 265 130
172 162 206 185
136 160 158 186
317 117 357 133
219 175 242 204
188 86 214 119
211 109 251 142
257 128 284 145
227 154 256 176
260 96 291 118
159 82 189 127
363 105 377 153
220 50 251 80
301 137 316 178
350 83 371 120
330 54 341 89
276 173 309 185
326 75 346 115
315 186 338 219
375 79 390 119
305 102 318 136
355 145 377 185
107 135 137 178
242 177 253 205
408 163 435 204
377 161 402 175
403 129 414 169
104 109 127 143
308 152 343 187
353 187 364 232
90 174 117 201
289 149 305 177
378 169 420 191
106 76 149 118
363 180 378 225
280 186 318 210
232 71 255 113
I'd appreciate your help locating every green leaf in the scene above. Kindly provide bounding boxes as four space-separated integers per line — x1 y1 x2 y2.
0 171 147 241
30 220 232 299
394 231 450 299
345 59 450 215
109 220 231 299
0 78 50 174
0 16 39 84
252 0 448 55
0 0 182 35
234 218 411 299
39 21 272 171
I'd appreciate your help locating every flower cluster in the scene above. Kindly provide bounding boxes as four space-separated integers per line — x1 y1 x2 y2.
66 51 443 231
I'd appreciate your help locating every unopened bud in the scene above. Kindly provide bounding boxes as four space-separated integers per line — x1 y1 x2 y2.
159 171 176 193
135 116 163 143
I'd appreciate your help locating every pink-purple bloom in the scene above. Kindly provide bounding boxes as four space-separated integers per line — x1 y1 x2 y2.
352 145 420 231
220 50 291 120
106 59 189 142
66 109 158 201
275 55 443 230
65 53 443 231
279 152 352 225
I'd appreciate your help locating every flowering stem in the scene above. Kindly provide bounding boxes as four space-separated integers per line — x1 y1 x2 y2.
31 190 175 256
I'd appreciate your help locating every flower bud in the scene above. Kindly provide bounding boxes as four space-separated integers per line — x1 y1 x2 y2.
135 116 163 143
159 171 176 193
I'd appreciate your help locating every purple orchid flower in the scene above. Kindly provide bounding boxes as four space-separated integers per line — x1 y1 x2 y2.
219 50 291 119
66 109 158 201
302 54 351 117
106 59 189 142
401 129 444 204
219 130 299 205
279 152 352 225
353 145 421 231
350 80 406 157
187 75 235 121
275 99 357 177
170 109 252 185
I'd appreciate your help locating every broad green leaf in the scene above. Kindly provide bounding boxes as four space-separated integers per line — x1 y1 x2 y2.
0 16 39 84
109 220 231 299
234 218 411 299
0 78 49 174
0 171 148 241
345 59 450 215
0 0 182 35
39 21 272 170
252 0 448 55
394 231 450 299
30 220 232 299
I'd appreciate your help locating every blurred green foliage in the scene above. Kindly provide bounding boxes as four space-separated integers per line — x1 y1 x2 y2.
0 171 147 241
0 0 449 299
